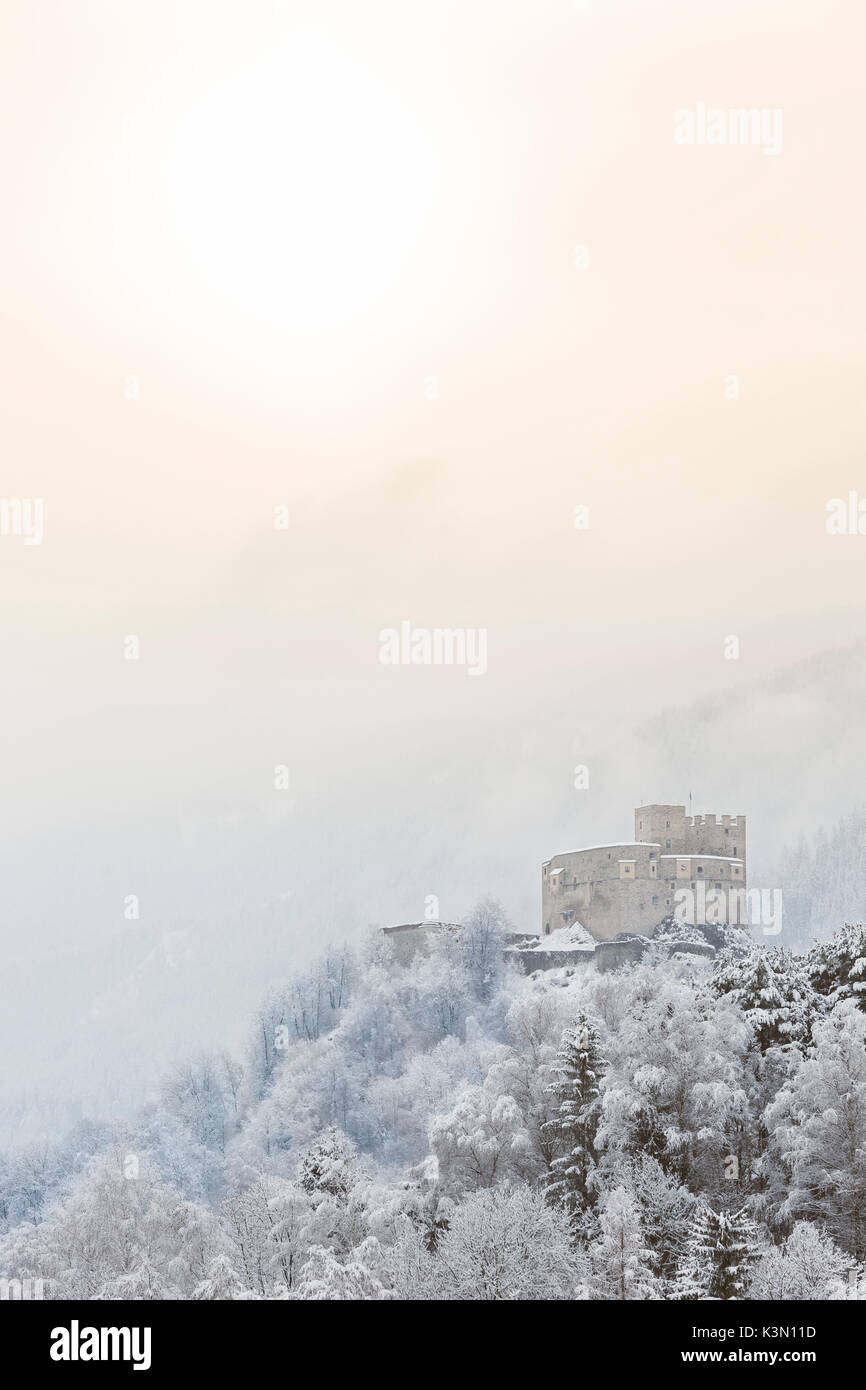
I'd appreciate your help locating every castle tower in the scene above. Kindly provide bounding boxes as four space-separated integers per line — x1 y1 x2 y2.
683 811 747 883
635 804 687 853
635 805 746 877
541 801 748 942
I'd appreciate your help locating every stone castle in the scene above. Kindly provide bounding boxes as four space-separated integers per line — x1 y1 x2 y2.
542 803 746 943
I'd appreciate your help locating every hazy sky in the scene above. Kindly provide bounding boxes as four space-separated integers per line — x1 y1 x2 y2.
1 0 865 1132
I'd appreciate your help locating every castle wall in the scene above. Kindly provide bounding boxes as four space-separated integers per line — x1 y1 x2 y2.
509 939 649 975
658 855 745 887
542 843 667 941
544 805 747 941
381 922 461 963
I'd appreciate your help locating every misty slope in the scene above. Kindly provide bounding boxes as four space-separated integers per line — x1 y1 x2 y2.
3 637 866 1142
775 813 866 951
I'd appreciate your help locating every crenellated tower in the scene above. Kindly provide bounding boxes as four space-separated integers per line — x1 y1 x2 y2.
541 801 747 941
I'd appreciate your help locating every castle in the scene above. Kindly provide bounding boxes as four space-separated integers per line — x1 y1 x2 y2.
542 803 746 942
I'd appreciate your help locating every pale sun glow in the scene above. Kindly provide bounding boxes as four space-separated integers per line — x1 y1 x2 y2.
136 23 450 349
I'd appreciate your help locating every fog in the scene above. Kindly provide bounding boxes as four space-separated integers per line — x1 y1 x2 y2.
1 0 864 1139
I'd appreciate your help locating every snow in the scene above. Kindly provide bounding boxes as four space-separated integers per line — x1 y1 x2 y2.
517 922 596 952
6 904 866 1303
658 854 744 862
652 919 712 949
555 842 660 853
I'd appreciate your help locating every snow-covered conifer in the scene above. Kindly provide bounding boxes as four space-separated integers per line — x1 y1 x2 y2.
710 946 819 1052
676 1205 762 1300
542 1014 606 1213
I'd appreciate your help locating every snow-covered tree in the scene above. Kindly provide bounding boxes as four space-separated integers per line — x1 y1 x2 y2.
542 1015 606 1214
587 1186 657 1300
365 1033 483 1167
433 1184 579 1300
159 1053 236 1153
377 1215 439 1299
297 1127 361 1203
597 970 752 1189
602 1153 697 1289
458 897 510 1003
264 1184 315 1292
826 1267 866 1299
749 1222 850 1300
297 1238 392 1300
404 944 474 1044
807 922 866 1011
6 913 866 1303
428 1083 534 1194
192 1253 246 1300
676 1205 762 1300
710 946 819 1052
766 1000 866 1259
0 1152 222 1300
221 1176 308 1296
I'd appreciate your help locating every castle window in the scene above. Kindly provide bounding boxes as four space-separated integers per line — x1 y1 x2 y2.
715 882 722 890
666 820 670 828
665 839 671 849
652 895 658 906
544 922 550 935
697 866 703 874
725 828 729 835
733 846 737 855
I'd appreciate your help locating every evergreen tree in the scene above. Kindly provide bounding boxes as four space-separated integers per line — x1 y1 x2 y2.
298 1239 391 1301
542 1015 607 1215
766 1001 866 1260
710 946 819 1052
616 1154 697 1289
297 1127 360 1203
677 1205 762 1300
807 922 866 1011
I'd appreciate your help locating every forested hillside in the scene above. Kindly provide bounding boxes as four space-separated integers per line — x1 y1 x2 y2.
3 905 866 1300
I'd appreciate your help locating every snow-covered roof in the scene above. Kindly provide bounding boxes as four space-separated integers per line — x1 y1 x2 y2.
381 921 462 934
549 867 565 876
551 842 660 856
659 854 744 863
515 922 596 953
